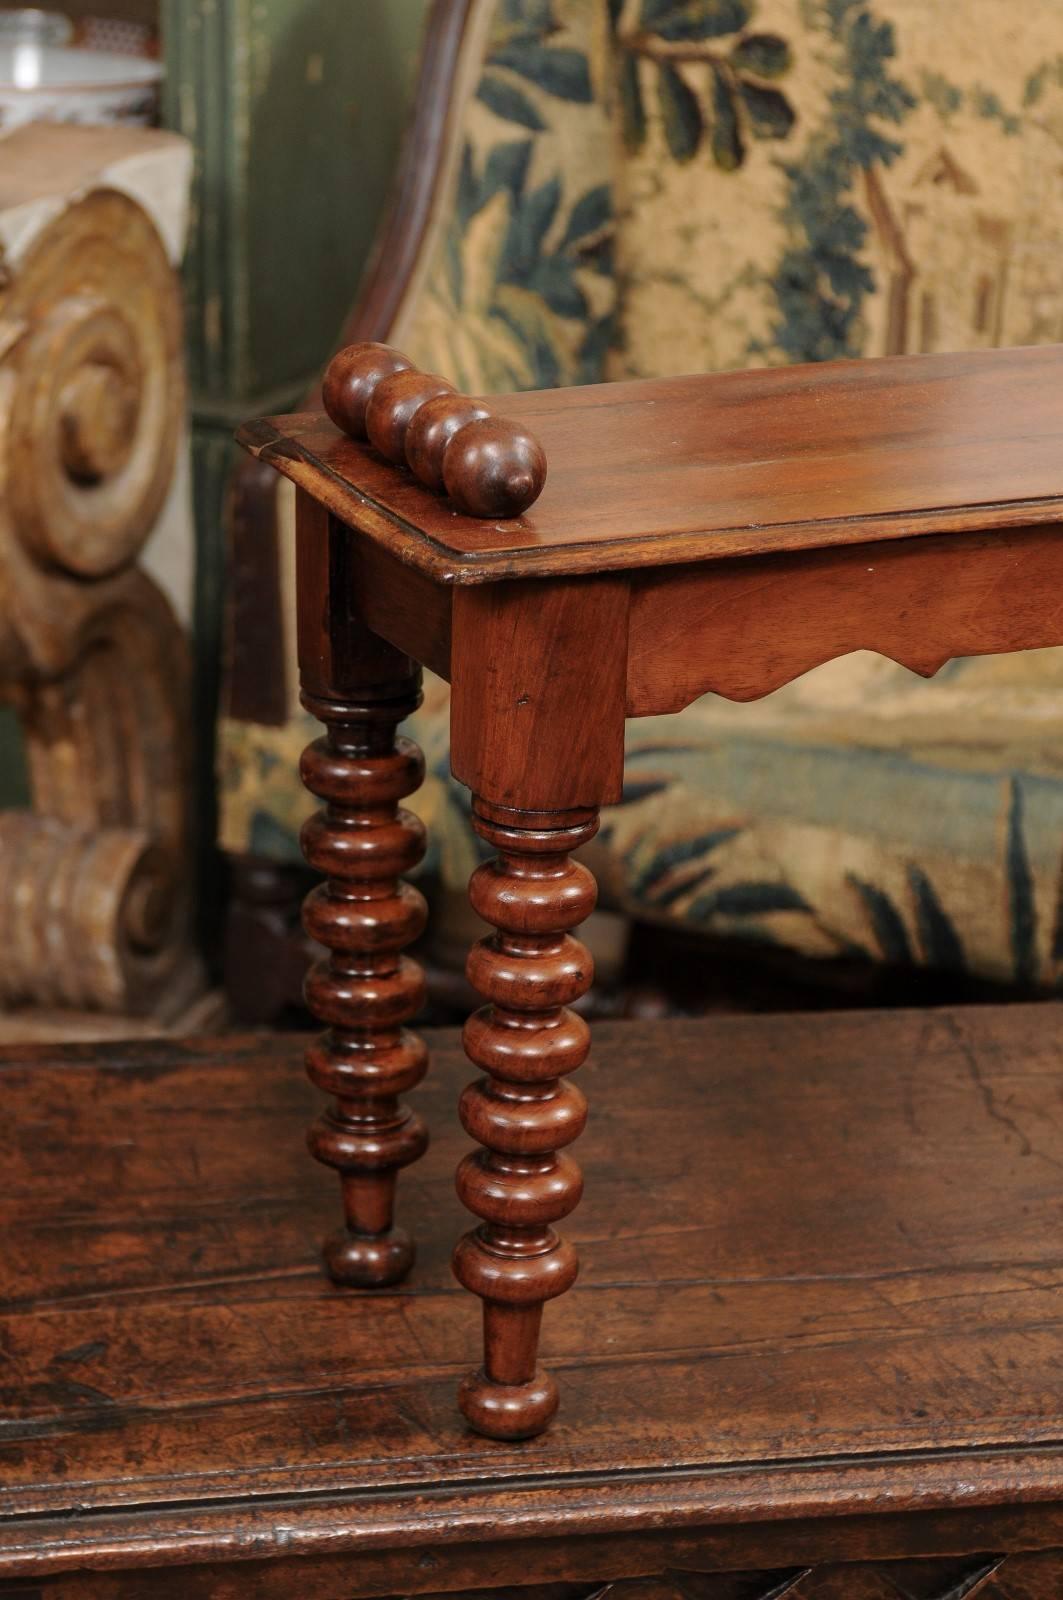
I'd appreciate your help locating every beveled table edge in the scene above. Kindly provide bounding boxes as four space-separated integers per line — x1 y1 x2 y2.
237 417 1063 586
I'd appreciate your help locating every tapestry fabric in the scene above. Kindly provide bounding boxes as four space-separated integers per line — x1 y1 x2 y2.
220 0 1063 987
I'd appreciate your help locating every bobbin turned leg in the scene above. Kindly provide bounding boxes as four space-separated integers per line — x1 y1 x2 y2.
299 681 429 1286
294 489 431 1288
453 799 598 1439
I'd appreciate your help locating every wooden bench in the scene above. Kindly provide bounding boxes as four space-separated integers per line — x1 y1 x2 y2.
238 342 1063 1440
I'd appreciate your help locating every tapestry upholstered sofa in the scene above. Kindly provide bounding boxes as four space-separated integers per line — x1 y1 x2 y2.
219 0 1063 1006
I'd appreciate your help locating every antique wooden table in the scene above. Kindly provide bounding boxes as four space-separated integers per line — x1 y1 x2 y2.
3 1014 1063 1597
237 342 1063 1442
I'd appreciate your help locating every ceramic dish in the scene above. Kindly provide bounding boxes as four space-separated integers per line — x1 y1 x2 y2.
0 42 161 129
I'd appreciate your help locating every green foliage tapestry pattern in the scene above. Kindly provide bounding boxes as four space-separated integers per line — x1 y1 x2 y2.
220 0 1063 988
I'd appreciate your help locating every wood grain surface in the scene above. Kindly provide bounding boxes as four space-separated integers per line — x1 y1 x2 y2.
2 1009 1063 1591
238 346 1063 582
625 524 1063 711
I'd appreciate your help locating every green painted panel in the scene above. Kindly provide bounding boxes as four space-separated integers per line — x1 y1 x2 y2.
161 0 429 411
0 708 29 808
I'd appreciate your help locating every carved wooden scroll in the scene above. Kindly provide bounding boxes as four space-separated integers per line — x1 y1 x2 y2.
0 171 204 1038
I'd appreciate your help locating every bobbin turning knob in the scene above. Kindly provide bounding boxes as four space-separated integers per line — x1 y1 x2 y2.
322 341 547 519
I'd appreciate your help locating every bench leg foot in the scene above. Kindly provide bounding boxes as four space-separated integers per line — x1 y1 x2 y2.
299 680 429 1287
452 800 598 1438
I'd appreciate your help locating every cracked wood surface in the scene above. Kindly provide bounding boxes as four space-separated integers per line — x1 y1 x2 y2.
1 1010 1062 1592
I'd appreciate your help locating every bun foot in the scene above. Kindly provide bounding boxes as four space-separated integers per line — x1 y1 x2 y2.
323 1225 415 1288
458 1367 559 1440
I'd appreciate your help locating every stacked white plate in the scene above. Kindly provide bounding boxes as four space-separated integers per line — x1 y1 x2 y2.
0 9 161 130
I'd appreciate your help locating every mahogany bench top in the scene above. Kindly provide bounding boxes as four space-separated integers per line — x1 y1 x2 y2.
3 1009 1062 1591
238 344 1063 584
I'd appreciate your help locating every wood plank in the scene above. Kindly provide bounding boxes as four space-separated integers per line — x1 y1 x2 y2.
2 1008 1062 1584
238 347 1063 582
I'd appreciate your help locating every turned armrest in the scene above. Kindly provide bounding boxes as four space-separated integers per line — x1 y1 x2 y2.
321 342 547 519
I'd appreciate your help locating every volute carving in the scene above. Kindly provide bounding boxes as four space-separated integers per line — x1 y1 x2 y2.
0 184 201 1033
